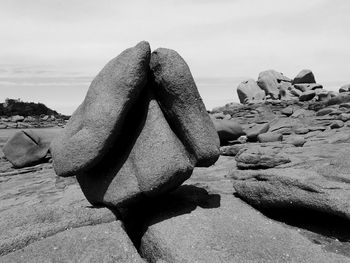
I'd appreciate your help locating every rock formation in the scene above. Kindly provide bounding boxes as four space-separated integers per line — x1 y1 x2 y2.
3 129 58 168
50 41 220 208
236 68 338 105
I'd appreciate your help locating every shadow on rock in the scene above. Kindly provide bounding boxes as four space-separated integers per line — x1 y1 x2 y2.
234 198 350 258
117 185 221 249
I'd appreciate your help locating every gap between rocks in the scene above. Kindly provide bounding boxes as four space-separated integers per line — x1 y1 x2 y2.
233 197 350 258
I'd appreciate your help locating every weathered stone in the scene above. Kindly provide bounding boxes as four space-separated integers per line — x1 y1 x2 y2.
246 123 270 141
11 115 24 122
281 106 294 116
3 130 58 168
339 84 350 93
330 120 344 129
257 70 290 99
299 90 316 101
339 113 350 122
236 79 265 104
51 41 151 177
295 127 310 134
220 145 245 156
290 88 303 97
150 48 220 167
76 94 194 207
289 136 306 147
1 222 144 263
294 83 322 92
212 119 245 145
316 108 335 116
292 69 316 84
235 146 290 169
257 132 283 143
231 168 350 222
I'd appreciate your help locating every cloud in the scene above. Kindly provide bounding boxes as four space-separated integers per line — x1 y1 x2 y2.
0 0 349 112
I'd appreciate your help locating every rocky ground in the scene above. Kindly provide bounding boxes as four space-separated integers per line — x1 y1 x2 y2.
1 96 350 262
0 115 67 129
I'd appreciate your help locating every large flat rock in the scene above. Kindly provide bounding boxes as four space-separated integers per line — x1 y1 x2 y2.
140 190 349 262
1 222 144 263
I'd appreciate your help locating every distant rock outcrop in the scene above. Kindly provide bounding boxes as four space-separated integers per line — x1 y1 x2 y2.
51 41 220 208
236 68 342 105
292 69 316 84
237 79 265 104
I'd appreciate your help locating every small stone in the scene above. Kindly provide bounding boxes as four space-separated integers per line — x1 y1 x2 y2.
289 136 306 147
246 123 270 142
330 120 344 129
257 132 283 143
299 90 316 102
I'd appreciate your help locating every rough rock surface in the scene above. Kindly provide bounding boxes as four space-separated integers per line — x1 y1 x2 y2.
2 222 144 263
235 146 290 169
139 187 349 263
150 48 220 167
245 123 270 141
211 118 245 145
3 129 58 168
236 79 265 103
2 126 350 260
257 69 290 99
51 41 151 177
77 94 194 207
257 132 283 142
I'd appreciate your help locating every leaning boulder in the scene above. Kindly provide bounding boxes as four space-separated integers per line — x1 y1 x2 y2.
3 130 57 168
51 41 151 177
236 79 265 104
292 69 316 84
150 48 220 167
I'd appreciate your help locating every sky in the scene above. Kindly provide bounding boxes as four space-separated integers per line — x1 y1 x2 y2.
0 0 349 114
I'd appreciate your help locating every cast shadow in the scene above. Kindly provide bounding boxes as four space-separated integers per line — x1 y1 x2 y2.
115 184 221 249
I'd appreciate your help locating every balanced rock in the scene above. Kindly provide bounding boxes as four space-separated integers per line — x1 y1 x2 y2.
52 42 220 208
51 41 151 177
77 92 194 207
292 69 316 84
236 79 265 104
3 130 57 168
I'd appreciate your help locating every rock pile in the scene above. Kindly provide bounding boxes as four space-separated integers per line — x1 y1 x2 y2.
237 69 336 104
0 115 67 129
50 41 220 207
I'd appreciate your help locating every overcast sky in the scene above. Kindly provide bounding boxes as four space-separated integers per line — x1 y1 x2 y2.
0 0 349 114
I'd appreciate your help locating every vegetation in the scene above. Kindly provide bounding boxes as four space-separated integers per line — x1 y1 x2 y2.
0 98 64 117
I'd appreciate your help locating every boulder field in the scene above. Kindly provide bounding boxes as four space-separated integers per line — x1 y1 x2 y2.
2 42 350 261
